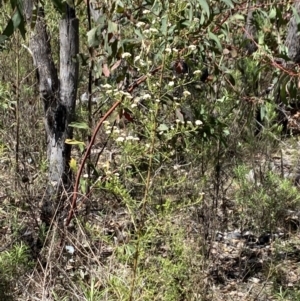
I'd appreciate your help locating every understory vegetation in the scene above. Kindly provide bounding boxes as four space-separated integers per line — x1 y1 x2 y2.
1 0 300 300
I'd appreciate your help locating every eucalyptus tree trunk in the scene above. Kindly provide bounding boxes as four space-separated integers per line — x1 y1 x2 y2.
85 0 101 21
24 1 79 221
286 1 300 63
243 1 258 55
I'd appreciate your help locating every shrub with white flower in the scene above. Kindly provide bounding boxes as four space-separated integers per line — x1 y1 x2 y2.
188 45 197 51
136 22 145 28
183 90 191 97
101 84 112 89
120 91 132 98
121 52 132 59
149 28 158 34
143 94 152 100
116 136 125 142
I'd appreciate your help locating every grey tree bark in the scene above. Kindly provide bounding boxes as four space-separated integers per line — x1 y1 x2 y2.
286 1 300 63
24 1 79 222
244 1 258 55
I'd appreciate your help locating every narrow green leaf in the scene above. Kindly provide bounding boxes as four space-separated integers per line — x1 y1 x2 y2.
2 19 14 38
200 12 206 25
2 2 26 38
208 31 222 50
292 6 300 25
260 105 267 121
80 178 87 194
188 5 193 22
161 15 168 35
11 8 22 28
168 24 176 34
65 138 86 145
69 122 90 130
198 0 210 18
15 8 26 39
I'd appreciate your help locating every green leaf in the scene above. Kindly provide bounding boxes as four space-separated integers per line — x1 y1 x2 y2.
2 19 14 38
152 0 162 15
1 6 25 39
116 4 124 13
65 138 86 145
208 31 222 50
197 0 210 18
200 11 206 25
188 5 193 22
69 122 90 130
221 0 234 8
181 20 191 28
225 73 235 86
223 129 230 136
80 178 87 194
291 6 300 25
260 105 267 121
269 7 276 20
157 124 169 132
110 39 118 58
161 15 168 35
278 74 289 104
16 8 26 39
108 21 118 34
0 35 7 43
87 26 100 47
168 24 176 34
134 28 144 40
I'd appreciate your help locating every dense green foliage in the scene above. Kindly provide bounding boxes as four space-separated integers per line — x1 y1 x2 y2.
1 0 300 300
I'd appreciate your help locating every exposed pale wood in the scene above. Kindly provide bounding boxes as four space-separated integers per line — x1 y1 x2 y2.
286 1 300 63
23 1 79 203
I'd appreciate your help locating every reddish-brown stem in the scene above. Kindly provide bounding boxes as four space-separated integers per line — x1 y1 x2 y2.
65 65 162 227
65 100 121 226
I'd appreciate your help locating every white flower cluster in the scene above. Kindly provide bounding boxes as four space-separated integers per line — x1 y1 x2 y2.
116 135 140 142
121 52 132 59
